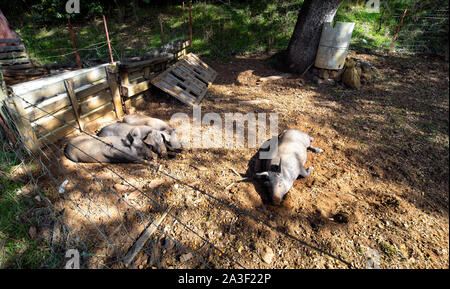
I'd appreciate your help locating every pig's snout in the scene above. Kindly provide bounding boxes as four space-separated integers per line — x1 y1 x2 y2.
272 194 282 205
271 182 287 206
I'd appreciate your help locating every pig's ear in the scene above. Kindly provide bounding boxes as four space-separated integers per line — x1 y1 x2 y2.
142 133 155 146
160 131 171 143
127 128 141 145
254 171 269 179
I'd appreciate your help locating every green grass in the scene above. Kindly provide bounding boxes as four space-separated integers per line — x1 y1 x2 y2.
0 150 61 268
11 1 449 64
15 1 405 65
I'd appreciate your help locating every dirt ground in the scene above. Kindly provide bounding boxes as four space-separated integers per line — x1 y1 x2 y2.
28 51 449 269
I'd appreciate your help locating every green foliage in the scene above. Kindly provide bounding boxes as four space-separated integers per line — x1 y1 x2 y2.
0 150 60 268
6 0 449 65
29 0 103 24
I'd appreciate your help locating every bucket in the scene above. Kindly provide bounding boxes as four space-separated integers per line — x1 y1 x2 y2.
314 22 355 70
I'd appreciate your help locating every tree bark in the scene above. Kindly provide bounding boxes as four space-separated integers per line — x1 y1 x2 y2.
286 0 344 74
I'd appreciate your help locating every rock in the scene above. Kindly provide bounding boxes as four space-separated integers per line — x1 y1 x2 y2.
313 76 324 85
318 69 329 80
342 67 361 89
329 70 343 81
261 246 274 264
324 79 336 86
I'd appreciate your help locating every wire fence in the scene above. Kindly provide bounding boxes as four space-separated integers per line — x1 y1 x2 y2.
391 8 449 54
0 70 354 268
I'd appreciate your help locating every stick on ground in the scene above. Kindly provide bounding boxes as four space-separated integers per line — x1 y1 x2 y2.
122 210 169 268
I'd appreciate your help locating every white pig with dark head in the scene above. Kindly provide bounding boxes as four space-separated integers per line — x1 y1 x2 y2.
255 129 323 205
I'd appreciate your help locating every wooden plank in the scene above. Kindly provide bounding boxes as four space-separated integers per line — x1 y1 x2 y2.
64 79 83 132
119 55 173 70
82 110 116 130
2 63 33 70
122 79 151 98
156 78 196 105
39 121 77 145
130 94 146 108
32 105 75 137
79 89 112 115
0 51 28 60
0 45 25 53
31 89 111 137
105 65 124 119
24 81 109 122
10 63 108 99
0 38 21 44
6 97 39 152
76 79 109 101
122 211 169 268
80 102 114 124
0 58 30 66
161 72 203 98
150 53 216 106
39 107 115 145
172 65 208 93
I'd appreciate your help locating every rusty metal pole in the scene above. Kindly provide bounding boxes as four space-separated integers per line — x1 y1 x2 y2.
183 2 187 41
189 1 193 53
389 9 408 53
68 18 82 69
102 15 115 64
159 15 165 45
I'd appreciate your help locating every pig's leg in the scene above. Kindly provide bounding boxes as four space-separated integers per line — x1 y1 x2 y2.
298 166 313 178
307 146 323 153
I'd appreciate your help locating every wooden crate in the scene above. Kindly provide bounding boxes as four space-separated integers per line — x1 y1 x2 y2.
150 53 217 106
0 38 33 70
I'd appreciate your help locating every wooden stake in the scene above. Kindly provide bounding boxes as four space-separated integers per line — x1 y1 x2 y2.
68 19 82 69
189 1 193 53
105 65 124 119
389 9 408 53
183 2 187 41
102 15 114 64
64 79 83 131
159 15 165 45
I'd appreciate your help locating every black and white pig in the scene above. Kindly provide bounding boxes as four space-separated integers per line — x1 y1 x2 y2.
255 129 323 205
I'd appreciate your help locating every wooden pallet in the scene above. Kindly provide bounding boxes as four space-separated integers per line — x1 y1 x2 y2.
0 38 33 70
151 53 217 106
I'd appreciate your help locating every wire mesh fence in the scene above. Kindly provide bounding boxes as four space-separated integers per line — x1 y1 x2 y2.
391 8 449 54
0 67 355 268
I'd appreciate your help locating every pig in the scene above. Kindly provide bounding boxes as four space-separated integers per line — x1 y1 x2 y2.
97 122 168 157
254 129 323 205
64 128 153 163
121 114 183 152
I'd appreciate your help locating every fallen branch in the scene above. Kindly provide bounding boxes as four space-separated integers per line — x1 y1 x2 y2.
229 167 241 177
122 210 169 268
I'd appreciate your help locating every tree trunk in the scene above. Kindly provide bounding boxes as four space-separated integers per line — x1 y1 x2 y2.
286 0 344 73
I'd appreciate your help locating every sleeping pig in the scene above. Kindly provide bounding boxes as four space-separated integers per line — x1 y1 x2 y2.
64 128 153 163
255 129 323 205
121 114 183 152
97 122 168 157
